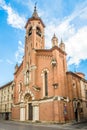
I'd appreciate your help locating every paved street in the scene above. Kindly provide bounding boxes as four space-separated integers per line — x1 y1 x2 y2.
0 120 87 130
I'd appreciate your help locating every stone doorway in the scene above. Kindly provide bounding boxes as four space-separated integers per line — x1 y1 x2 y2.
24 93 33 120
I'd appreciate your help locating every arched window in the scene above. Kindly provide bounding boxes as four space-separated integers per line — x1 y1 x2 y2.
19 83 22 92
41 69 49 97
28 27 32 36
26 70 29 85
44 71 48 96
24 69 31 85
36 27 41 37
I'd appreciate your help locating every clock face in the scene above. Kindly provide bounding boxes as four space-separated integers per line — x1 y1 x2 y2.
28 27 32 36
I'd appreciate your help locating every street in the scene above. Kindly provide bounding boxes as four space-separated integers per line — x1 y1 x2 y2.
0 120 87 130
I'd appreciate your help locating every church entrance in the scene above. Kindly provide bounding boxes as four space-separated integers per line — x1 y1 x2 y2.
28 103 33 120
24 93 33 120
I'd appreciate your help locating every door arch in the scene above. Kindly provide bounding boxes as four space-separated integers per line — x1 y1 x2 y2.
24 93 32 102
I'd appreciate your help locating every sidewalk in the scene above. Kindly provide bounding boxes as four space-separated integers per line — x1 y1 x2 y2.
61 120 87 130
1 119 87 130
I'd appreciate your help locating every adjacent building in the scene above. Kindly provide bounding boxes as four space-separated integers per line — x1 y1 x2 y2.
66 72 87 122
80 73 87 119
0 81 14 120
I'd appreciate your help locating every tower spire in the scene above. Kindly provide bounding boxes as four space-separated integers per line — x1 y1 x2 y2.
51 33 58 47
61 38 63 44
32 2 39 18
59 38 65 51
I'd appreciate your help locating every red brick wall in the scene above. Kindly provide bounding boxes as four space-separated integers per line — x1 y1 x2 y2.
39 101 54 121
39 100 66 123
12 106 20 120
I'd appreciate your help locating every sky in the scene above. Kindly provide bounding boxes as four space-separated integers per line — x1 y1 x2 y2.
0 0 87 86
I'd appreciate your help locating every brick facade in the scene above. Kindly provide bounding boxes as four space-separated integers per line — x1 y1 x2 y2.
0 6 86 123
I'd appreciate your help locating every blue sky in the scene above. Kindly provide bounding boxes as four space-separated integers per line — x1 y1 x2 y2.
0 0 87 86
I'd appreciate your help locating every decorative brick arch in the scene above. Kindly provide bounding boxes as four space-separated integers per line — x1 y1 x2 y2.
41 68 49 75
20 90 35 102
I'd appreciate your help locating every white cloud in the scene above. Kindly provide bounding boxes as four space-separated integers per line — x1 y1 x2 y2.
66 26 87 65
0 0 26 29
6 59 13 65
45 18 75 48
15 41 24 63
45 1 87 67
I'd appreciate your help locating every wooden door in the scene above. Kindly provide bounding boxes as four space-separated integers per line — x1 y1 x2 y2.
28 103 33 120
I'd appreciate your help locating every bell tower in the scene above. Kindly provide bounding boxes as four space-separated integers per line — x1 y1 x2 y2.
24 5 45 66
25 5 45 50
24 5 45 65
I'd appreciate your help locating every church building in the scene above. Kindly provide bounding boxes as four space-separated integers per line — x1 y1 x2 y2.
12 5 87 123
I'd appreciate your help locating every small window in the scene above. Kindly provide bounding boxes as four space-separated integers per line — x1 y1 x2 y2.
12 85 13 90
11 94 13 99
